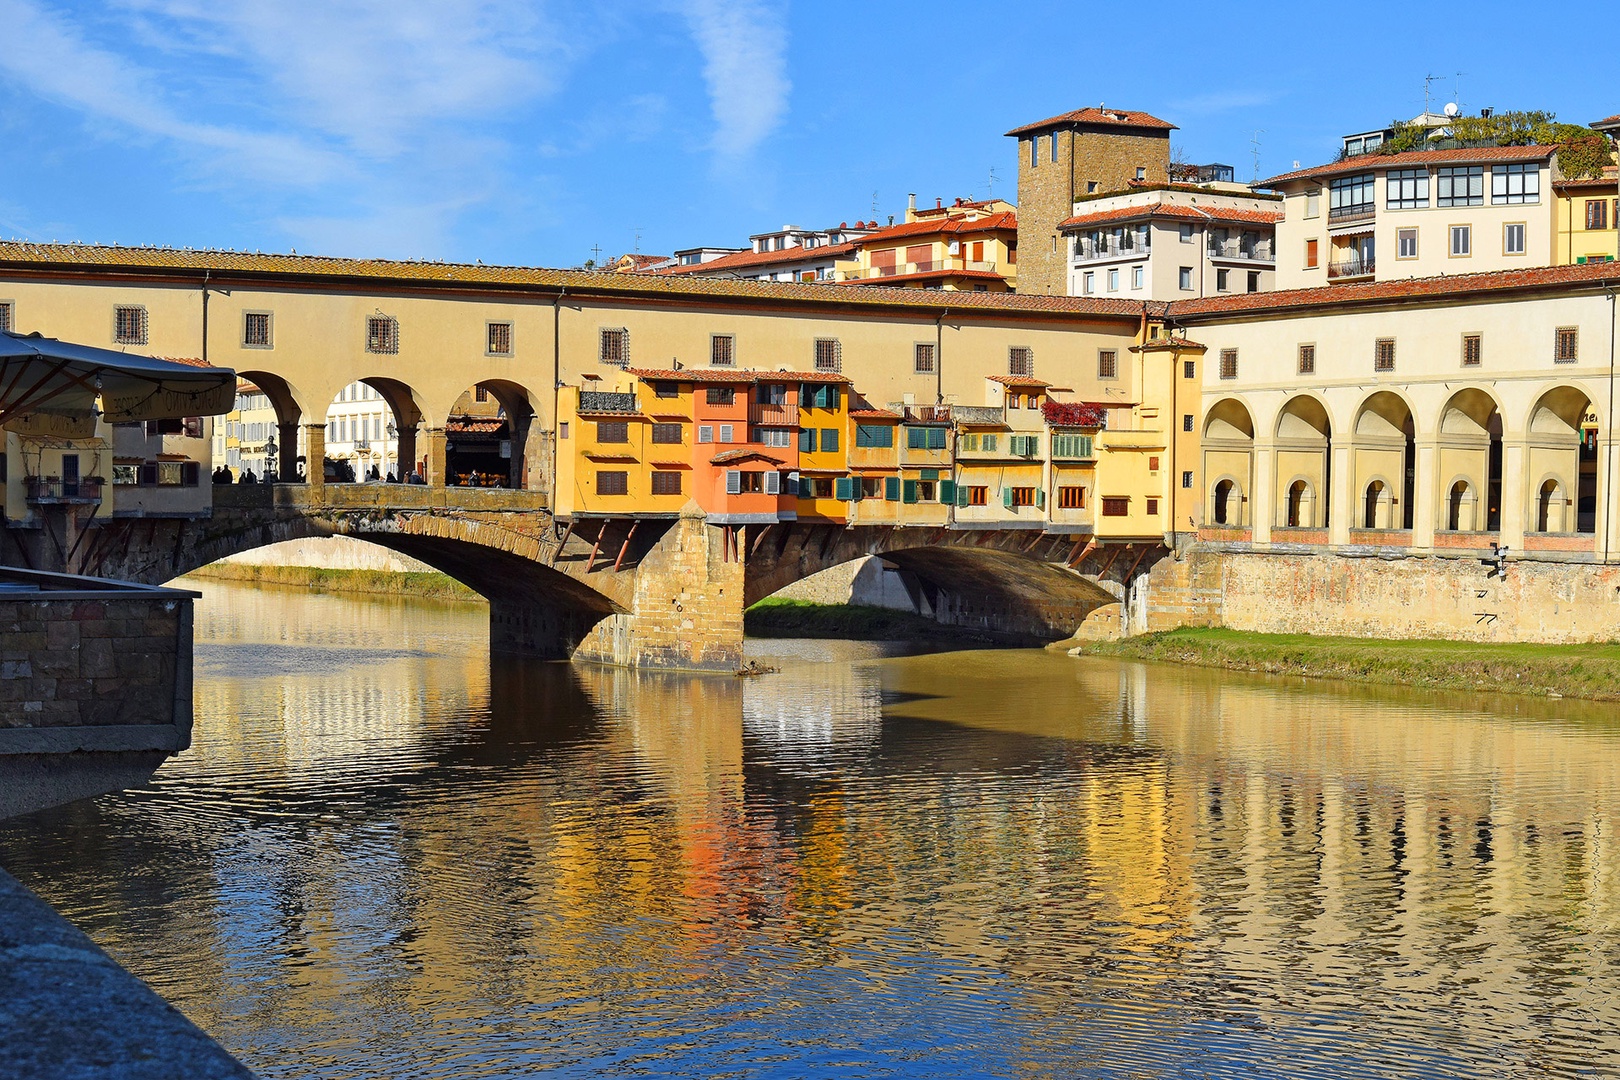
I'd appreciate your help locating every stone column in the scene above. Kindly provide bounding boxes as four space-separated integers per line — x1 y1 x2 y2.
1328 442 1353 545
276 421 301 483
1411 436 1440 551
301 424 326 494
423 427 448 487
1251 440 1275 543
396 423 419 481
508 412 532 489
1499 437 1527 552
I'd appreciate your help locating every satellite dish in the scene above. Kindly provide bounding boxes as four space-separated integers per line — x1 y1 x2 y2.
1444 102 1460 117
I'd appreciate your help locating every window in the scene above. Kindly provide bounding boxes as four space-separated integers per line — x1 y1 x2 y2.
1386 168 1429 209
1008 346 1033 377
1182 470 1194 489
697 425 714 443
820 428 839 453
706 387 734 405
1107 268 1119 291
1305 239 1319 269
651 422 682 444
1148 455 1160 472
1298 343 1316 374
1183 360 1196 379
1449 225 1472 256
855 424 893 448
1007 487 1037 507
1179 224 1194 243
799 428 815 453
1437 166 1484 207
1462 333 1482 367
1146 498 1159 515
1504 222 1527 255
1098 349 1118 378
1587 200 1610 231
1083 271 1095 294
981 433 998 452
361 314 397 354
1029 137 1039 167
959 433 979 451
1219 349 1238 379
1397 228 1418 259
1179 266 1193 290
711 334 735 366
651 471 683 495
1304 191 1321 219
1052 135 1060 163
243 312 272 348
114 305 148 345
1135 166 1145 180
965 486 988 506
597 471 628 495
1556 327 1579 364
1329 173 1375 217
1051 433 1093 458
757 382 788 405
814 338 842 371
597 421 629 443
1183 413 1195 432
1102 497 1130 517
914 342 935 373
1132 265 1144 289
1058 486 1087 509
0 301 11 332
1009 433 1039 456
906 426 948 450
475 386 490 403
599 327 628 366
1375 338 1395 372
805 383 839 409
1216 268 1230 292
652 380 679 399
718 423 734 443
486 321 513 356
755 428 792 447
1247 271 1260 293
1008 393 1021 409
559 422 570 439
1492 163 1540 205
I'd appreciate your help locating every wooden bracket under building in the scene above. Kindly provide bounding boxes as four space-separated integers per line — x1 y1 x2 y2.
587 519 609 572
612 520 639 573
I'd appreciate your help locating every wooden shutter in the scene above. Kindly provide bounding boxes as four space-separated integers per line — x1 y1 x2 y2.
765 470 780 495
1036 487 1046 509
800 428 815 452
956 483 970 507
885 476 900 501
940 479 956 504
835 476 852 501
902 479 918 503
726 470 741 495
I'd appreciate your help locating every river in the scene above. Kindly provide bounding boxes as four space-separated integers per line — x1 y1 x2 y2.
2 579 1619 1079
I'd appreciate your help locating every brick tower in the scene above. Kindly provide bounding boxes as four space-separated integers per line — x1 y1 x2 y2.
1006 106 1175 295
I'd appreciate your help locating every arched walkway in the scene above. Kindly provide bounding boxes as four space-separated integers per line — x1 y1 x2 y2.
1438 388 1503 532
235 369 308 483
1526 386 1596 534
1275 395 1330 528
1202 399 1254 528
1353 392 1414 531
445 379 543 490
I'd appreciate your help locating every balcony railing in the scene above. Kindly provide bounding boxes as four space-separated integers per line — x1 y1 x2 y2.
750 402 797 426
1328 204 1375 224
1207 240 1275 262
1072 238 1149 263
1327 256 1375 280
899 405 954 424
577 391 638 415
841 259 1002 280
25 477 103 503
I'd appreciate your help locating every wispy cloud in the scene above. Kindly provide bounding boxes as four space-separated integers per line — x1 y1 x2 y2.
1167 90 1276 116
679 0 790 160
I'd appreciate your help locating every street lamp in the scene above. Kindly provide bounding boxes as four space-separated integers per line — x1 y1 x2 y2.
386 420 397 480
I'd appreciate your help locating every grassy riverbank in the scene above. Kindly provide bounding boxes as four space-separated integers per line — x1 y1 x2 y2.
1077 627 1620 702
744 598 999 642
185 563 484 602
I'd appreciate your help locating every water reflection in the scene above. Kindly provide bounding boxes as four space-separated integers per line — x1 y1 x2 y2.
0 580 1618 1078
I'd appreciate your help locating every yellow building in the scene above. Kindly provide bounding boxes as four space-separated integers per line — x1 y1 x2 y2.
836 198 1018 291
1554 172 1619 265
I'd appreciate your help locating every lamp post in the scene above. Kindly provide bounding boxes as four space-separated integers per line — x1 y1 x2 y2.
385 420 397 480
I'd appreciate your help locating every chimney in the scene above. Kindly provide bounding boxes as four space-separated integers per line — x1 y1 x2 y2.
935 197 942 209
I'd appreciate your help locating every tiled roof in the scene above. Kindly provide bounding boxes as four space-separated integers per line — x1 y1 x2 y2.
662 241 856 275
1132 336 1207 351
1058 203 1281 231
1006 107 1175 137
849 409 901 419
986 374 1052 387
1257 145 1555 188
1169 260 1620 319
446 418 504 434
840 268 1009 288
710 448 785 465
850 212 1017 245
156 355 209 367
625 367 757 384
1591 113 1620 129
0 241 1144 321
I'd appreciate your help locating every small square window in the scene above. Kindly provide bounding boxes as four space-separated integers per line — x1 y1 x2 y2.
711 334 735 366
114 305 148 345
1398 228 1418 260
1107 268 1119 291
1179 224 1194 243
1450 225 1471 257
243 311 272 348
814 338 841 371
366 315 398 354
0 301 12 333
1219 349 1238 380
1098 350 1118 379
1179 267 1193 290
486 321 513 356
914 342 935 374
1298 343 1315 374
1132 265 1144 289
1182 470 1194 489
1556 327 1579 364
1461 333 1482 367
1183 413 1194 432
1216 268 1230 292
1375 338 1396 372
1008 346 1034 377
1504 222 1526 256
1183 360 1195 379
651 471 683 495
1083 271 1095 294
706 387 734 406
596 470 628 495
599 327 629 366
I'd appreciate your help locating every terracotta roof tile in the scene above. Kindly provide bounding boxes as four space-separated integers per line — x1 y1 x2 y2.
840 268 1009 288
986 374 1052 387
851 211 1017 245
626 367 757 384
446 418 504 434
1059 203 1281 231
1258 145 1555 188
710 448 785 465
1592 113 1620 129
1170 260 1620 319
155 355 210 367
0 241 1144 321
849 409 901 419
662 241 856 275
1006 107 1175 137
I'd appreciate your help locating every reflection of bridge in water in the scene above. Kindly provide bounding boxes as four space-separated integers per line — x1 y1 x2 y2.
35 483 1144 670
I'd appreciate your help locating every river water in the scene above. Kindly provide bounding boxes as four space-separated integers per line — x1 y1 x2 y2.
2 580 1620 1079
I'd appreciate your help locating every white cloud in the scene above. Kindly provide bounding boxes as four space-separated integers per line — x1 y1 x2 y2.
679 0 790 160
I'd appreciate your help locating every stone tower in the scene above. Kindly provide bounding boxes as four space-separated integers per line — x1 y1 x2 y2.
1006 107 1175 295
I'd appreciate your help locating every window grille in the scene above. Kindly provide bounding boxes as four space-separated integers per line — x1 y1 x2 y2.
1008 346 1034 377
711 334 734 366
1462 334 1482 367
1298 344 1315 374
1219 349 1238 379
1097 350 1117 378
487 322 513 355
115 305 148 345
1375 338 1396 372
914 343 935 373
366 315 398 354
814 338 842 371
243 312 272 347
599 327 629 366
1556 328 1579 364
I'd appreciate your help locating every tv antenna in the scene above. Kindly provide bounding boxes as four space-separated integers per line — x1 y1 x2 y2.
632 227 643 254
1249 130 1263 183
871 190 880 215
986 166 1001 199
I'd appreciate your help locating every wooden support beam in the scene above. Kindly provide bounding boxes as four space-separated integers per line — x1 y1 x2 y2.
1069 539 1098 569
612 520 639 573
1126 544 1152 581
1021 530 1046 554
1098 544 1124 578
587 519 609 572
548 519 575 565
751 522 774 556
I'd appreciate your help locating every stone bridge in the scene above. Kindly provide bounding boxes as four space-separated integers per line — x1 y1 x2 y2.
3 485 1154 670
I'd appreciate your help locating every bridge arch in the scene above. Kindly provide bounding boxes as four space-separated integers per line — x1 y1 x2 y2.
444 378 545 491
236 369 314 482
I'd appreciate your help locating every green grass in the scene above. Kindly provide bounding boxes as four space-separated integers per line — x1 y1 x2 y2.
184 563 484 602
744 597 995 642
1078 627 1620 701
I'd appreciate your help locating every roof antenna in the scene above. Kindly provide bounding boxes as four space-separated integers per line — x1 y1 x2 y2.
1249 130 1264 183
986 166 1000 199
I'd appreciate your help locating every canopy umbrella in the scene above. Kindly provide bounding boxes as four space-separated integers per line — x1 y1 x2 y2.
0 330 236 438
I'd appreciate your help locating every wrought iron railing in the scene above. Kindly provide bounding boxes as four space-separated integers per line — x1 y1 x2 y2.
577 391 638 414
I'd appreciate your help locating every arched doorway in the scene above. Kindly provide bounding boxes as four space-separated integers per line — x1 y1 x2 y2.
1448 479 1478 531
1275 395 1330 528
1212 477 1243 525
445 380 540 489
1285 479 1313 527
321 378 426 483
1438 388 1503 532
1363 479 1391 529
1203 399 1254 528
233 370 307 483
1353 392 1415 531
1526 386 1596 534
1537 479 1566 533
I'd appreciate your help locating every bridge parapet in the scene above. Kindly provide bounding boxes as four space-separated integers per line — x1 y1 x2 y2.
211 482 550 514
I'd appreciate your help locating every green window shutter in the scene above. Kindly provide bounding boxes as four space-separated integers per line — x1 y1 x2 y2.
834 476 852 501
940 479 956 504
1081 435 1093 458
956 483 970 507
907 426 927 449
885 476 900 501
920 468 938 481
821 428 839 453
984 434 998 452
800 428 815 453
929 427 947 450
903 479 918 503
1002 485 1014 509
1036 488 1046 509
1009 435 1024 456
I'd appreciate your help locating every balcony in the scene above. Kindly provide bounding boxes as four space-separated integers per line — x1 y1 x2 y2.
25 477 103 504
841 258 1001 281
1207 240 1275 263
577 391 638 415
951 405 1005 426
750 402 797 426
1328 204 1375 226
1328 256 1375 280
1072 238 1149 263
901 405 954 424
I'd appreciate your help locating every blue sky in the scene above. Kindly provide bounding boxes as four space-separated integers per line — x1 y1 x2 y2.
1 0 1614 268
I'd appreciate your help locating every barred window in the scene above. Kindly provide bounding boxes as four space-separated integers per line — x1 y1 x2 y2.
1462 333 1482 367
366 315 398 354
1008 346 1034 377
475 386 490 402
814 338 842 372
1437 165 1484 207
650 471 683 495
243 312 272 348
652 380 679 399
706 387 734 406
1097 349 1117 378
596 421 629 443
1219 349 1238 380
1298 343 1315 374
1492 163 1540 205
0 301 11 333
914 342 935 373
487 321 513 355
114 305 148 345
1375 338 1396 372
1556 327 1579 364
596 471 628 495
1101 496 1130 516
600 327 629 366
711 334 734 366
